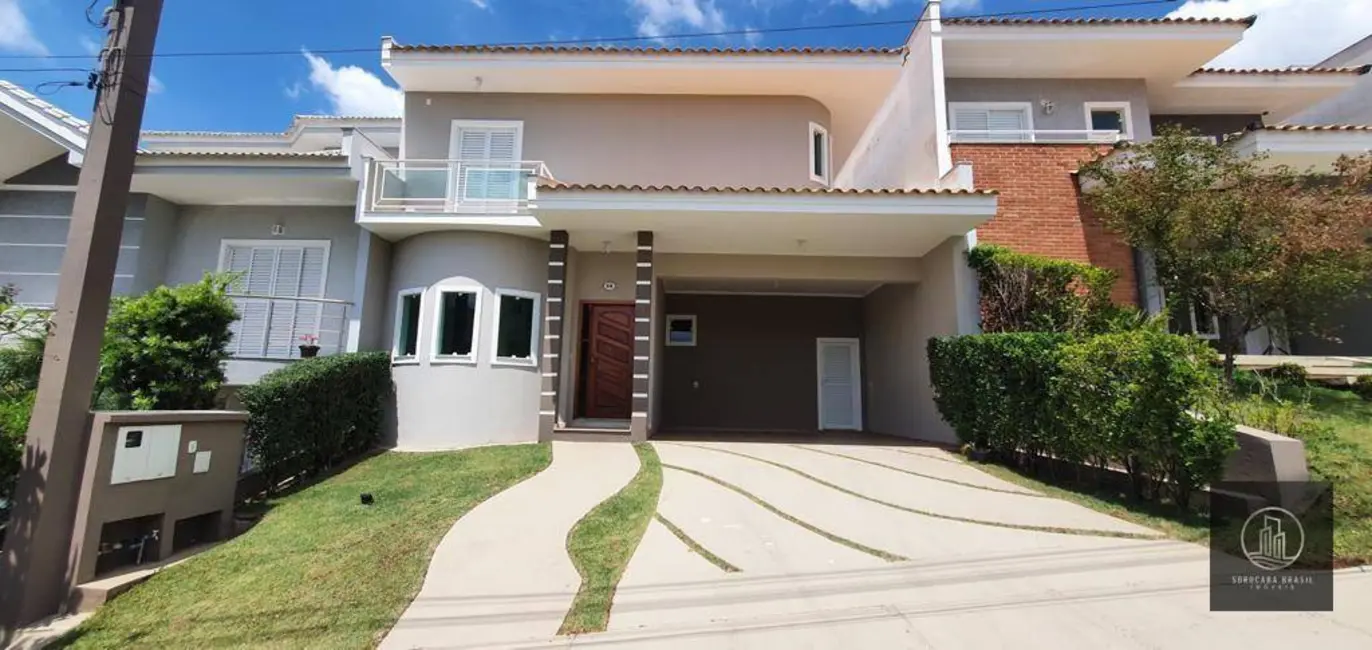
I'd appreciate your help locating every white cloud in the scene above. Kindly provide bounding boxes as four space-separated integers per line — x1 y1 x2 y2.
742 25 763 46
469 0 490 9
301 51 402 117
1168 0 1372 68
630 0 728 39
148 75 165 95
0 0 49 55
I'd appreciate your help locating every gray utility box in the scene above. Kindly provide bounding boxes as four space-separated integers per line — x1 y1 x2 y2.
66 411 247 600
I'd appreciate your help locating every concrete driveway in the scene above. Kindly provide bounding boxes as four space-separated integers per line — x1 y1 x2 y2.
384 439 1372 649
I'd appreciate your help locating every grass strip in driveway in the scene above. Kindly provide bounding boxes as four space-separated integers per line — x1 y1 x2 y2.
662 463 908 562
967 460 1211 545
653 514 742 573
792 444 1047 497
676 443 1164 540
559 443 663 636
55 444 552 650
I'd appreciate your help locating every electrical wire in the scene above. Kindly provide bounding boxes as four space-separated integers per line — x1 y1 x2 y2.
0 0 1181 64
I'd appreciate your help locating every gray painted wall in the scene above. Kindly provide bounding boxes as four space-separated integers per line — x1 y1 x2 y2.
862 282 920 437
356 231 392 352
403 93 831 188
0 190 150 305
162 205 358 300
385 231 546 449
945 78 1154 139
132 194 178 293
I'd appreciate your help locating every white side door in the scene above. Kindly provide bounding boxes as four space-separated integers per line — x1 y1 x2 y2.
816 338 863 431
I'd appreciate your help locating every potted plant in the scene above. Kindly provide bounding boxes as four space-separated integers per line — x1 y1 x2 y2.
298 334 320 358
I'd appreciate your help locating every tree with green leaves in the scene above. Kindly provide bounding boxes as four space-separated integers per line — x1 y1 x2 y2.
1078 126 1372 384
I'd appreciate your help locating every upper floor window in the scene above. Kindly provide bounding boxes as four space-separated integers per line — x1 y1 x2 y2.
809 122 830 185
450 120 525 201
948 102 1033 142
1084 102 1133 140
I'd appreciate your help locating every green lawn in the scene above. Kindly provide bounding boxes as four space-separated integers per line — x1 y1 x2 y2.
559 443 662 635
56 444 552 650
1229 379 1372 566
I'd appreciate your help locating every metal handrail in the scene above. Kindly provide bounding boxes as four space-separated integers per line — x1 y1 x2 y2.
365 158 549 213
948 129 1123 144
225 293 352 306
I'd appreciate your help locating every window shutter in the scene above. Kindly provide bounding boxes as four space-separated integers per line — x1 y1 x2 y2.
221 242 328 359
987 109 1028 133
953 108 990 134
487 129 517 162
457 129 489 160
951 107 1029 142
456 126 522 200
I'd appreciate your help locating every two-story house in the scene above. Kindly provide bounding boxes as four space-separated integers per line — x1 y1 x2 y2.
1 1 1366 451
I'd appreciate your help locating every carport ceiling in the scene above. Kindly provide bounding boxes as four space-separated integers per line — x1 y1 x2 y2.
662 277 882 297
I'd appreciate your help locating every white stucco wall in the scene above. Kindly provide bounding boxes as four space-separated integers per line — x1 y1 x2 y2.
385 231 546 449
834 2 947 190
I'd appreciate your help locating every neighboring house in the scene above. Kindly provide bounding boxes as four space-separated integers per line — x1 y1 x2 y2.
0 1 1366 450
1277 35 1372 357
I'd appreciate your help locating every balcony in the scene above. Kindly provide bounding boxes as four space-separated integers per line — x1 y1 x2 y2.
364 159 550 214
948 129 1124 144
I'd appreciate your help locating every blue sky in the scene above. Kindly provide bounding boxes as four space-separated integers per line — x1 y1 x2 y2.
1 0 1369 133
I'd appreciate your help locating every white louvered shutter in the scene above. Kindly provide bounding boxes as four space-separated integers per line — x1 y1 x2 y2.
222 243 327 359
952 107 1029 142
454 125 521 200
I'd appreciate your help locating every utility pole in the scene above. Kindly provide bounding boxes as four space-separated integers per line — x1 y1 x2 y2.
0 0 163 634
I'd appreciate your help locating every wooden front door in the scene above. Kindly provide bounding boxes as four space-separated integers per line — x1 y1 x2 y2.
581 303 635 419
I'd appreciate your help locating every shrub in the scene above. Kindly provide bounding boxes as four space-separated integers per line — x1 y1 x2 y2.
1260 362 1310 387
0 392 33 504
1353 375 1372 402
238 351 392 490
929 328 1237 510
1056 328 1236 509
966 245 1128 334
928 333 1067 455
98 274 238 410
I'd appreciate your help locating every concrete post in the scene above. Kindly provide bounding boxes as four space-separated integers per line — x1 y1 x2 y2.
0 0 164 633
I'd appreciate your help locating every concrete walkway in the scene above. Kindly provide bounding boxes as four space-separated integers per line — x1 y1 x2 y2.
381 437 1372 649
380 441 639 649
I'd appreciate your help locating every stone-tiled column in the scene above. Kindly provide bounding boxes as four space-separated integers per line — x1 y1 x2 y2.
631 231 654 441
539 230 568 441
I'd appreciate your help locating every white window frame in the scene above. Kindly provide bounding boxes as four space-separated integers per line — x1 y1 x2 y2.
430 284 483 365
216 239 332 360
490 287 541 367
1189 301 1220 341
216 239 332 292
448 119 525 161
1083 101 1134 140
392 287 426 364
665 314 697 347
808 122 831 185
948 102 1035 141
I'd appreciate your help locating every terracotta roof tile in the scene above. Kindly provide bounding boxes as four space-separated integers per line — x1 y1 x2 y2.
1255 124 1372 132
389 43 901 56
943 16 1256 26
1194 65 1371 75
537 181 995 196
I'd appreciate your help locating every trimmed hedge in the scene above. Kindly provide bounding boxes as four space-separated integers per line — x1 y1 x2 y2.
238 351 393 490
929 328 1236 509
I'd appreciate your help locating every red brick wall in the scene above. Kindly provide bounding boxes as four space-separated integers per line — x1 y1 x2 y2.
951 143 1138 305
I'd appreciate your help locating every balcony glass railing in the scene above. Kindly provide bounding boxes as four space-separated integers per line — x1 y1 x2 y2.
366 159 549 213
948 129 1124 144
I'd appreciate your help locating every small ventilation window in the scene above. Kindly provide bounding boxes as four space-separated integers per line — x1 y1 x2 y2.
667 315 697 347
809 122 830 185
